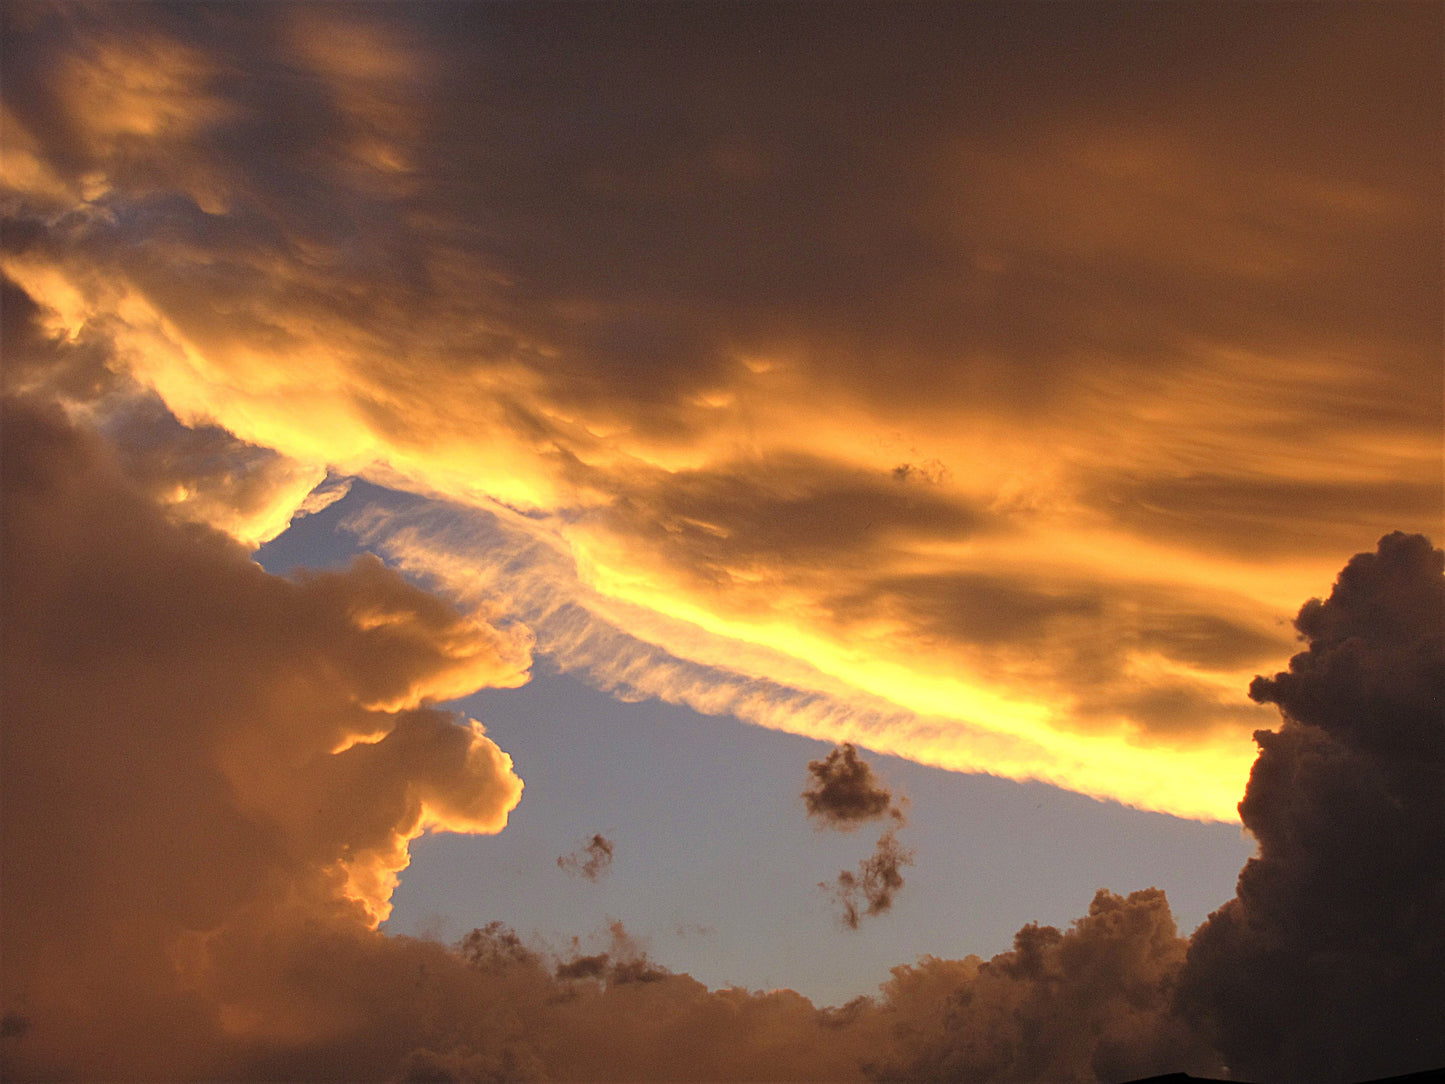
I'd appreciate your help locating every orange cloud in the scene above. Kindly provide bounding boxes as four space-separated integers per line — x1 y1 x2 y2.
0 396 525 1076
3 2 1438 823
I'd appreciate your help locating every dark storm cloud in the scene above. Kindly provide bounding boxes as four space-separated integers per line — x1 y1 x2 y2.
557 833 615 882
396 2 1440 426
5 1 1437 431
1180 532 1445 1084
803 743 900 829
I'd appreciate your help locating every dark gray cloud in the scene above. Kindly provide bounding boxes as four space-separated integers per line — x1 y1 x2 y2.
557 833 615 882
1179 532 1445 1084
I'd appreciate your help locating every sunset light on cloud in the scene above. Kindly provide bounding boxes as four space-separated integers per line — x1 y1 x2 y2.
2 3 1441 1082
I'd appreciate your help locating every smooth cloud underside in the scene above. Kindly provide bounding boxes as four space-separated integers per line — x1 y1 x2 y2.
3 1 1440 818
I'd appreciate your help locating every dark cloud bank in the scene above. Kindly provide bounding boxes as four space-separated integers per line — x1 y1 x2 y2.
3 390 1441 1082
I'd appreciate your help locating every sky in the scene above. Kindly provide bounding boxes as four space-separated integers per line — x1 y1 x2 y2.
1 3 1441 1083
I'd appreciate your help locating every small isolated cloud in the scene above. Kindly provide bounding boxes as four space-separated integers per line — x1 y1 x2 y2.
828 828 915 931
804 744 914 929
558 833 615 881
803 743 902 830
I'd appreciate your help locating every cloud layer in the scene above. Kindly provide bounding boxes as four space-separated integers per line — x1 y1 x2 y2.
3 1 1439 817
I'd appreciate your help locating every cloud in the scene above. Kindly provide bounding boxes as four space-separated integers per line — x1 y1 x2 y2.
3 1 1438 819
351 494 1263 822
1 273 338 548
2 390 1440 1081
0 395 528 1080
803 743 900 830
803 744 913 929
867 888 1220 1083
558 834 616 882
829 829 915 932
1179 531 1445 1083
2 2 1442 1077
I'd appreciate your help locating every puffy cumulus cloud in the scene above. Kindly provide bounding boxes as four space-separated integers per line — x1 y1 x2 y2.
872 890 1225 1084
558 833 616 882
0 396 527 1080
4 2 1440 815
1179 532 1445 1084
867 889 1219 1083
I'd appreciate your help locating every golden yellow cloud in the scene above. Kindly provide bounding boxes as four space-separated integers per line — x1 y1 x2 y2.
3 1 1438 822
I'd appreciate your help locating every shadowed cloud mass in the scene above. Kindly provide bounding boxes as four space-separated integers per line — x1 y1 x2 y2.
1 1 1441 1080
